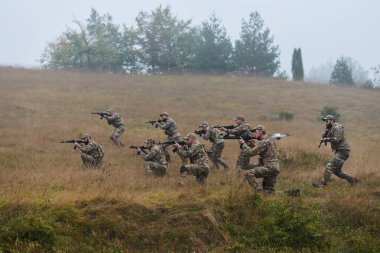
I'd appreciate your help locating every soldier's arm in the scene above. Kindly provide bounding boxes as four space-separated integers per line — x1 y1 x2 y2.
177 145 191 158
241 141 266 156
140 148 158 161
329 126 344 144
79 142 96 153
202 129 211 140
226 125 246 135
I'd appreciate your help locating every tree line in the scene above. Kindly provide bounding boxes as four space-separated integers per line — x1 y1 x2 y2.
40 6 281 76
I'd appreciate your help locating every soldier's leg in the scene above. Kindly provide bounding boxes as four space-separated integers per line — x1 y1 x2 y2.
331 151 358 185
207 147 219 169
162 143 171 162
186 164 209 184
214 143 229 170
143 161 155 177
236 151 250 171
81 153 97 168
110 127 125 147
244 166 270 191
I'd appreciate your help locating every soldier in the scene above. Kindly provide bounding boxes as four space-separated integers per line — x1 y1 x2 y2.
313 115 359 187
74 134 104 168
155 112 181 162
173 133 210 185
198 121 229 170
220 115 253 170
103 108 125 147
136 138 167 178
238 125 280 193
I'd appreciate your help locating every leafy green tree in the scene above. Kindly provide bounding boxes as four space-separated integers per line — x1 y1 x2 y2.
40 8 137 72
234 11 280 76
330 56 354 86
192 14 233 73
291 48 304 81
135 5 192 73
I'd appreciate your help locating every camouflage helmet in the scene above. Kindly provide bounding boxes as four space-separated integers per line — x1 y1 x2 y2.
252 125 267 133
234 115 245 121
144 138 155 144
322 115 335 121
107 108 116 113
160 112 169 117
81 133 91 139
184 133 196 140
198 121 209 128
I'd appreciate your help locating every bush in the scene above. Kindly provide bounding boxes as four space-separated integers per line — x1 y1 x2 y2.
320 105 341 121
361 80 374 89
278 110 294 121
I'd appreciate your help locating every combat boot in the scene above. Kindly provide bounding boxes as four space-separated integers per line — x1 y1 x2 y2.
349 178 360 186
312 181 326 188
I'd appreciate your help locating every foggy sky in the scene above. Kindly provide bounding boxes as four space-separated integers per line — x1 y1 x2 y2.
1 0 379 76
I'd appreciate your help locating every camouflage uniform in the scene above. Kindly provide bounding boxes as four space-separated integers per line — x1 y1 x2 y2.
177 141 210 184
201 125 229 170
79 140 104 168
317 122 358 186
241 135 279 192
225 122 253 169
103 109 125 147
139 145 167 177
156 117 181 161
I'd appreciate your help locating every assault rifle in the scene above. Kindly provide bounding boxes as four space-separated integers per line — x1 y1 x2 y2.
213 125 235 130
91 111 108 119
194 129 206 136
158 140 187 153
318 129 329 148
60 139 89 149
146 119 162 128
223 135 256 142
129 145 149 150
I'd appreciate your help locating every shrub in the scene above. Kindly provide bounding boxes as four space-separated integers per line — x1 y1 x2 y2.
320 105 341 121
278 110 294 121
361 80 374 89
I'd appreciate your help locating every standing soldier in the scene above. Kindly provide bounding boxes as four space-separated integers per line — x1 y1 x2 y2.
136 138 167 178
74 134 104 168
220 115 253 171
198 122 229 170
103 108 125 147
173 133 210 185
313 115 359 187
238 125 280 193
155 112 181 162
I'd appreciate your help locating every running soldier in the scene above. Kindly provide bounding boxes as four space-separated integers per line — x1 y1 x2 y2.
313 115 359 187
136 138 167 178
198 122 229 170
174 133 210 185
238 125 280 193
103 108 125 147
220 115 253 170
155 112 181 162
74 134 104 168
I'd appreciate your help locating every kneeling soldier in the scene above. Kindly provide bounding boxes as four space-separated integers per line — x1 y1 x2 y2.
136 138 167 178
173 133 210 185
74 134 104 168
238 125 280 193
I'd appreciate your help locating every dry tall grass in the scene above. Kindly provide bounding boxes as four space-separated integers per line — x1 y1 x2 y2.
0 67 379 210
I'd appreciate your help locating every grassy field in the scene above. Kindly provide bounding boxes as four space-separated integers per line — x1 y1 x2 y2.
0 67 379 252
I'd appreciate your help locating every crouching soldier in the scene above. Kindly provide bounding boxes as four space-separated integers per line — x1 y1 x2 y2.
136 138 167 178
238 125 279 193
173 133 210 185
198 121 229 170
103 108 125 147
74 134 104 168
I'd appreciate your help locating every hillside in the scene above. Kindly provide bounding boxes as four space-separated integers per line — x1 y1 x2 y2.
0 67 379 252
